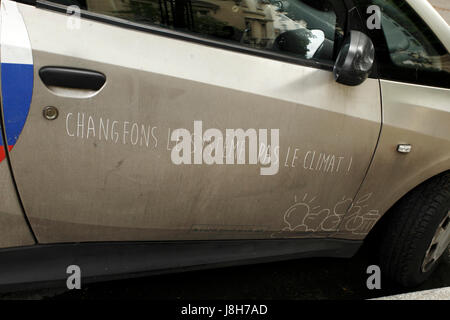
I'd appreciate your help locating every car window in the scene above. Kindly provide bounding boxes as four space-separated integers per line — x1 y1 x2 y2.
47 0 343 64
373 0 450 82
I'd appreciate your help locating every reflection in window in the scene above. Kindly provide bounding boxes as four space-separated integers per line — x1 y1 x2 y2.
51 0 339 63
375 0 450 74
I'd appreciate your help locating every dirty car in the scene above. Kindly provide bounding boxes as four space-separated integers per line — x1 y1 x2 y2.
0 0 448 289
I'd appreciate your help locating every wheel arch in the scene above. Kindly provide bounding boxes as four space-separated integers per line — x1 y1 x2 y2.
365 168 450 241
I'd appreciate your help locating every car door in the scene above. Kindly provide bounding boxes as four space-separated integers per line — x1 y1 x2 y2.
342 0 450 240
1 0 381 243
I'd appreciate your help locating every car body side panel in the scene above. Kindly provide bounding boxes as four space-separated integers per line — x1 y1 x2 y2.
0 160 35 248
336 80 450 240
0 238 362 289
0 0 35 248
9 2 381 243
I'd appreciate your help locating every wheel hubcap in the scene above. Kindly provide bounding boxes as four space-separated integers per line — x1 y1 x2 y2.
422 210 450 273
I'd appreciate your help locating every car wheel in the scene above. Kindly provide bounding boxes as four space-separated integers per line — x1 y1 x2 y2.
379 171 450 287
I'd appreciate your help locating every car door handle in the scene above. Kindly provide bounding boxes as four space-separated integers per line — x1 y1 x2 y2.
39 67 106 91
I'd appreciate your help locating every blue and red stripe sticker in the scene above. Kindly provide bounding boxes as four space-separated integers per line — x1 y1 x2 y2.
0 0 34 162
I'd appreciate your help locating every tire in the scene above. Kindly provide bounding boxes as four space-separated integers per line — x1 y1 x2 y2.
378 171 450 287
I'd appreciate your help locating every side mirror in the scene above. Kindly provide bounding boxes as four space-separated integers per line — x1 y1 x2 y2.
333 30 375 86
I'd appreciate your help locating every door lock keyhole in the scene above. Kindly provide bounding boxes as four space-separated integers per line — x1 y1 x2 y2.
43 106 59 120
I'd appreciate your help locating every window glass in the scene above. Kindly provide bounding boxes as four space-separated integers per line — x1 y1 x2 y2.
374 0 450 80
49 0 341 64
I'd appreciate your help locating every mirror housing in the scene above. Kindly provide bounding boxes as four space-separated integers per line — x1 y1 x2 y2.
333 31 375 86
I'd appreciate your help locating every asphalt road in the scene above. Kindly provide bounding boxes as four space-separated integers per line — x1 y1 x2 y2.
1 243 448 300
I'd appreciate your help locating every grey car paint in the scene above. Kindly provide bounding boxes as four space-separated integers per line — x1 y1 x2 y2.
5 2 382 243
336 81 450 240
335 0 450 239
0 159 34 248
0 0 448 247
0 5 35 248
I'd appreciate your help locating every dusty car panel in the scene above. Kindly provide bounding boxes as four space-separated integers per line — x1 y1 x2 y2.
335 0 450 239
0 0 448 289
0 0 36 248
336 81 450 240
5 1 382 243
0 160 35 248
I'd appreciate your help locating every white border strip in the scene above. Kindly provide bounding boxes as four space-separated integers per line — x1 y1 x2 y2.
0 0 33 65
